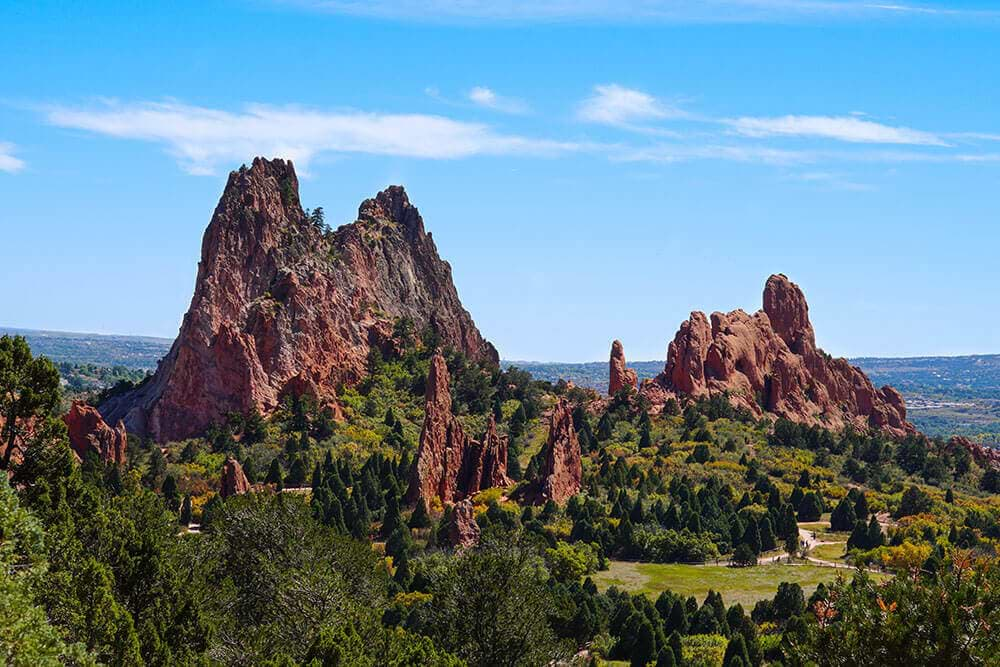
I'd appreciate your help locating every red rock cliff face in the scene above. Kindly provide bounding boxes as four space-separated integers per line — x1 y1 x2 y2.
100 158 496 442
406 353 510 505
64 401 127 465
608 340 638 395
642 274 914 437
538 399 583 505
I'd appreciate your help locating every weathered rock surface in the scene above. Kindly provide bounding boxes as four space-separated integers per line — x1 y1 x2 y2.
219 456 251 498
642 274 914 437
100 158 497 442
447 498 481 549
538 399 583 504
64 401 127 465
608 340 638 395
406 353 510 505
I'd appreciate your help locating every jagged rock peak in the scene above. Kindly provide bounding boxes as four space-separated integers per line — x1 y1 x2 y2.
643 274 914 438
538 399 583 505
406 353 510 505
358 185 423 233
609 339 638 395
64 401 127 466
220 456 251 498
100 158 496 442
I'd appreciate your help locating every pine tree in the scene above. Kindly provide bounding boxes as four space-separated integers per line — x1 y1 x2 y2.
179 495 192 526
854 491 870 520
408 498 431 529
382 492 403 539
265 458 283 487
830 497 858 532
723 635 751 667
161 474 179 512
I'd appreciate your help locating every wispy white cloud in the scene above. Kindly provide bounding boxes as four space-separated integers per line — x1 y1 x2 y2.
44 101 582 174
0 142 25 173
577 84 689 131
277 0 996 23
726 114 948 145
467 86 529 114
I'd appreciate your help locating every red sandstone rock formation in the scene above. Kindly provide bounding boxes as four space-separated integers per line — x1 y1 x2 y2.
220 456 251 498
447 498 481 549
948 436 1000 469
100 158 497 442
538 399 583 505
641 274 914 437
406 353 511 505
609 340 639 395
480 415 513 489
64 401 127 465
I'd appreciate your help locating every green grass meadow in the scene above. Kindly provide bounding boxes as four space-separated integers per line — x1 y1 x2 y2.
592 560 862 608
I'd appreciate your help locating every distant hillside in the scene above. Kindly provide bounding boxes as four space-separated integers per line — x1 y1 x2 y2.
2 327 996 442
0 327 171 370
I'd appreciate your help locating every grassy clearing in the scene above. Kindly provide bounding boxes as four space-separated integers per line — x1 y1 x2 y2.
591 560 859 608
811 542 848 562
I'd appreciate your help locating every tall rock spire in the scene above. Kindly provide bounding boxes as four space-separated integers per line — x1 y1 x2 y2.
100 158 496 442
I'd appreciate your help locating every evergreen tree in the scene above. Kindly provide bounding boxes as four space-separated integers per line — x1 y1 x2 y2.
630 618 657 667
265 458 283 488
830 497 858 532
161 474 179 512
723 635 751 667
409 498 431 529
854 491 870 520
286 456 307 487
179 495 192 526
758 517 776 552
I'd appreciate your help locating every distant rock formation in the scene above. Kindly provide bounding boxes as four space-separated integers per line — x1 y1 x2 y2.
220 456 251 498
64 401 127 465
641 274 914 437
447 498 481 549
608 340 638 395
948 436 1000 470
538 399 583 505
101 158 496 442
406 353 511 505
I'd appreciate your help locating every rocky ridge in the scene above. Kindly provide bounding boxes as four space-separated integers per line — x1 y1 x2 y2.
100 158 496 442
641 274 914 437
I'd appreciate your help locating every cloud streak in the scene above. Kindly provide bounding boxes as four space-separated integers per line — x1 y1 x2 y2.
278 0 997 23
727 114 947 145
45 101 582 174
0 142 25 173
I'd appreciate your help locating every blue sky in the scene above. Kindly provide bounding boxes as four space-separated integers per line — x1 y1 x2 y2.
1 1 998 361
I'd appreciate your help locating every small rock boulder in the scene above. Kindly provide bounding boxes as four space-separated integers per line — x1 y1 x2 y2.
220 456 251 498
447 498 481 549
